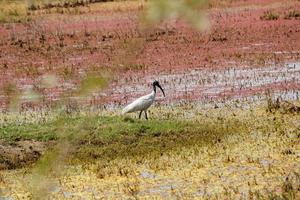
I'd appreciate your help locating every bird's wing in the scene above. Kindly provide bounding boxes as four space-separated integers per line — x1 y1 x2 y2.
122 94 153 114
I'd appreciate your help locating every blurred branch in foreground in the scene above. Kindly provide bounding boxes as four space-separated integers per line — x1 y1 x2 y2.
145 0 210 31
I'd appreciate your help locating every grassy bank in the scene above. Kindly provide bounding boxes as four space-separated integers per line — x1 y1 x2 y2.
0 104 299 163
0 106 244 162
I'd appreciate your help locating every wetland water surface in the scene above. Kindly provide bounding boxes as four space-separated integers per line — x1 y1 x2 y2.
104 62 300 107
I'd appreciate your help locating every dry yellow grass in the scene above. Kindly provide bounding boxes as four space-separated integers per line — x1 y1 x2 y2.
0 0 145 22
0 0 27 22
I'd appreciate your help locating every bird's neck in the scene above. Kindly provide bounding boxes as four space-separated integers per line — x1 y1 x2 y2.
153 85 156 94
151 90 156 96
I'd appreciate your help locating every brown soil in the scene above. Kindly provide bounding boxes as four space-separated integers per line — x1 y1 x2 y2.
0 140 48 170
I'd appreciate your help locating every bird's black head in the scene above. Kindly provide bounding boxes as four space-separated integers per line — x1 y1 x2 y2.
152 80 165 97
152 80 160 87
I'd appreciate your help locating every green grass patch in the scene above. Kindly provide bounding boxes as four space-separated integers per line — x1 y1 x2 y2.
0 121 57 143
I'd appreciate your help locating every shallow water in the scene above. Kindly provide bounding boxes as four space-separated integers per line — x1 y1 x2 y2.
0 62 299 111
105 62 300 107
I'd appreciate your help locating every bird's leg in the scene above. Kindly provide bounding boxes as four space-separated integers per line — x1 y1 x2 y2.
144 110 148 120
139 111 143 119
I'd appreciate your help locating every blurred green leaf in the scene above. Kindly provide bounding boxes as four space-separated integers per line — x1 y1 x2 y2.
41 74 58 89
77 72 109 97
4 83 20 112
146 0 209 31
23 87 41 103
186 0 207 7
27 141 71 199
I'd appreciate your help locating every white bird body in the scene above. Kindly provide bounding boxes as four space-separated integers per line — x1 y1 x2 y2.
122 91 155 114
122 81 165 119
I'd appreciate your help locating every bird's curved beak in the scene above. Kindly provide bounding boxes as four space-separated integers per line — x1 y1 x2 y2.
157 84 165 97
